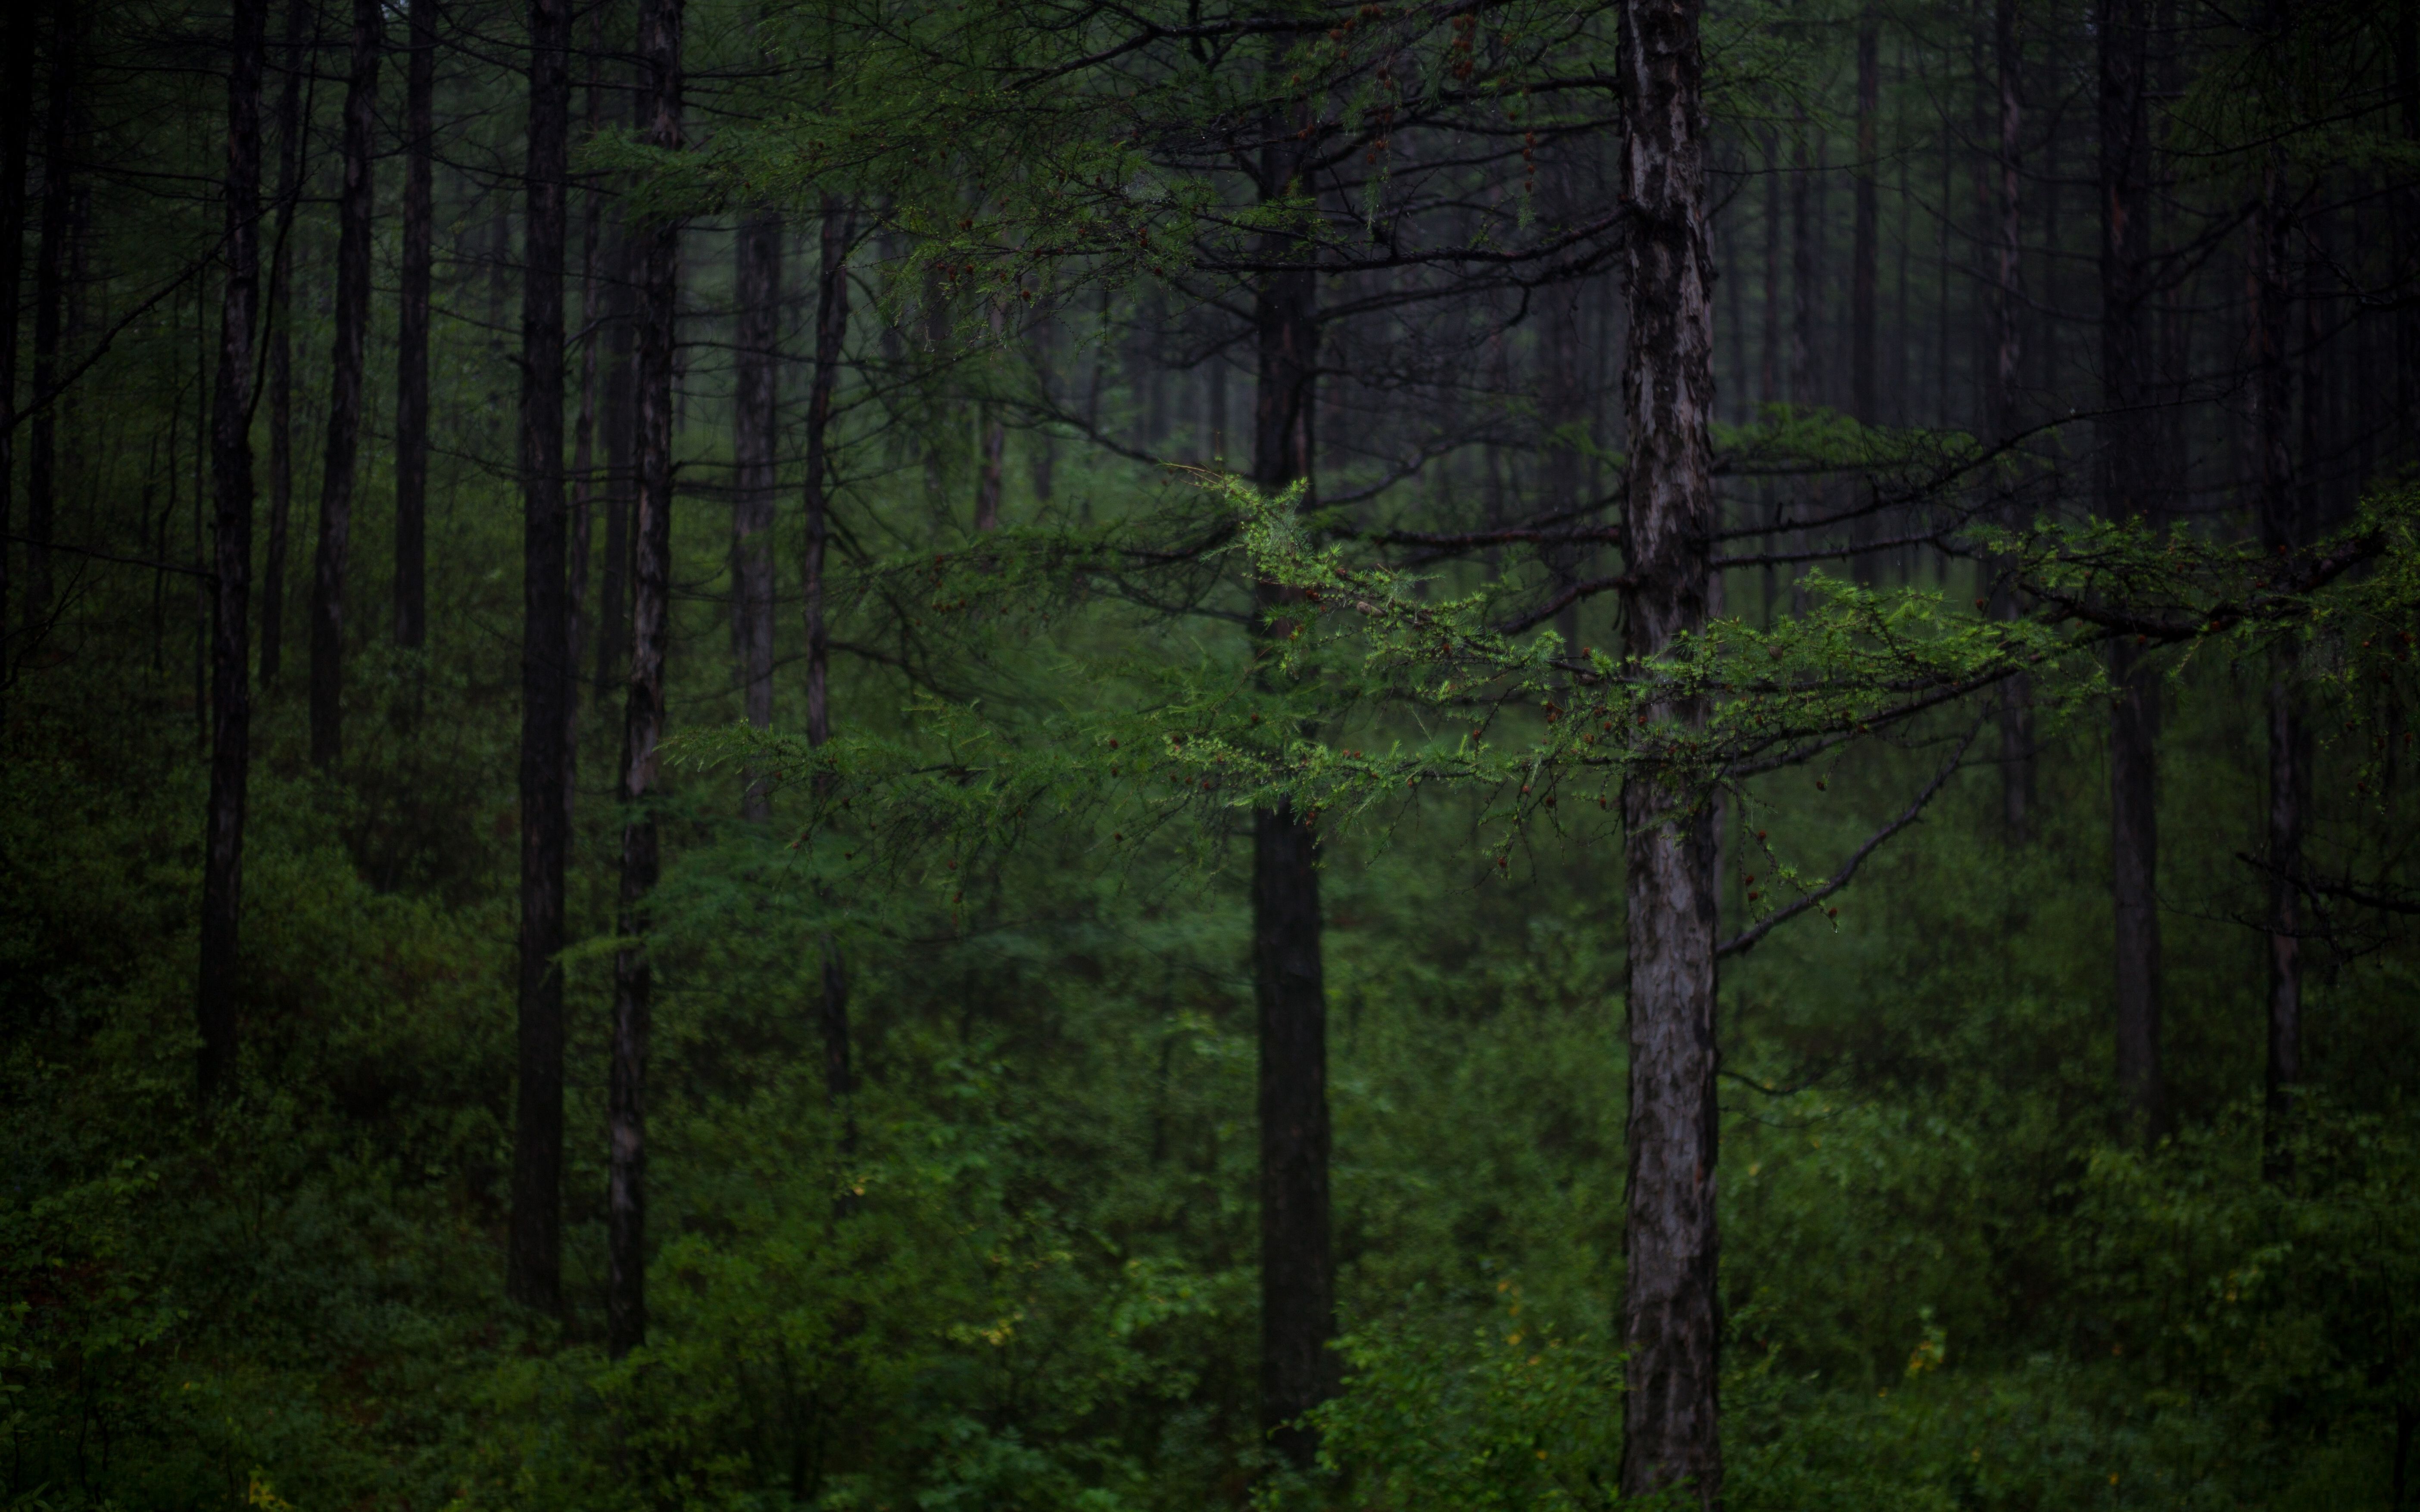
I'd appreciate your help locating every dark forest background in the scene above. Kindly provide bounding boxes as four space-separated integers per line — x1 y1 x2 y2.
2 0 2419 1505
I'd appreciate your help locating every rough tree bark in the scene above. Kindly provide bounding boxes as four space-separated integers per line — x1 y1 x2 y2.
199 0 268 1104
2253 149 2303 1176
259 0 306 688
25 0 80 635
1616 0 1722 1501
610 0 682 1359
2098 0 2167 1141
1252 81 1334 1470
394 0 435 655
732 206 781 817
803 193 853 1151
309 0 381 767
505 0 573 1315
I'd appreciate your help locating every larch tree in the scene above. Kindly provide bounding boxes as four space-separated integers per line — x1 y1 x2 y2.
2096 0 2166 1141
200 0 269 1104
308 0 382 768
610 0 684 1358
507 0 575 1315
1613 0 1722 1496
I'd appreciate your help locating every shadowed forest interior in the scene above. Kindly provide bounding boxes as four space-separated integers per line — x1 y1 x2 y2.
3 0 2420 1504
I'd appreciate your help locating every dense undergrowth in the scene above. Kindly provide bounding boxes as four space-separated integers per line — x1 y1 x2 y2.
4 535 2414 1508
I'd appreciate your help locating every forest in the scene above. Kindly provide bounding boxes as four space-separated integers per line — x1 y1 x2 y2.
2 0 2418 1503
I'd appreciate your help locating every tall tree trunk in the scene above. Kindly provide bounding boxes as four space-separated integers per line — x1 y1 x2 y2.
259 0 306 689
610 0 681 1360
309 0 381 768
506 0 572 1316
25 0 79 635
199 0 268 1104
732 208 780 818
1759 126 1780 408
394 0 435 656
1787 111 1815 406
803 193 852 1151
974 406 1005 531
0 5 35 676
595 176 637 701
1033 308 1060 497
1989 0 2033 841
564 16 604 833
1252 91 1333 1471
2253 148 2302 1176
1851 10 1880 426
1616 0 1721 1501
2098 0 2165 1141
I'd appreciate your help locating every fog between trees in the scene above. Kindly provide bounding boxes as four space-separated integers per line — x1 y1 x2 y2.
4 0 2420 1505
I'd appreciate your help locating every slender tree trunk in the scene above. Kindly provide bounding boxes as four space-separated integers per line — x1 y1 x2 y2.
506 0 573 1316
1787 111 1814 406
803 193 853 1151
2253 149 2302 1176
595 169 637 701
1252 87 1334 1470
25 0 79 635
1033 307 1060 497
732 207 781 818
1617 0 1721 1501
974 405 1005 531
564 16 603 830
309 0 381 767
566 12 605 827
199 0 268 1104
394 0 435 656
1990 0 2033 841
0 6 35 677
610 0 681 1360
1851 10 1880 426
1759 127 1780 408
259 0 306 689
2099 0 2165 1141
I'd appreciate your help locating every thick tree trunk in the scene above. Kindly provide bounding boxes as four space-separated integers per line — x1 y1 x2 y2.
732 206 781 808
394 0 435 655
803 193 852 1151
1616 0 1722 1501
610 0 681 1360
2098 0 2165 1142
1252 108 1334 1468
309 0 381 767
199 0 268 1104
25 0 79 635
1851 11 1880 426
259 0 306 689
0 6 34 672
505 0 572 1316
2253 152 2302 1175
